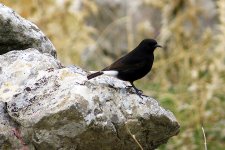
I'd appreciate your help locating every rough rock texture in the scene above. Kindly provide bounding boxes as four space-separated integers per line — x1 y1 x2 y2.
0 4 56 57
0 49 179 150
0 3 179 150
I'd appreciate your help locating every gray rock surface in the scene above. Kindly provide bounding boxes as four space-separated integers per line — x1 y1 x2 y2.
0 3 179 150
0 49 179 149
0 3 56 57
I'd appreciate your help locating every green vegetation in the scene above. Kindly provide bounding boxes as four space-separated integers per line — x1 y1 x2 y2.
2 0 225 149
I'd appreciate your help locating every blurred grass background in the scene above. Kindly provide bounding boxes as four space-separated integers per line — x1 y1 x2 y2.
1 0 225 149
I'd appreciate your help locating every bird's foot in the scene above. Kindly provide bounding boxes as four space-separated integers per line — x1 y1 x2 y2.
133 88 143 99
126 82 143 99
136 89 143 94
125 86 143 93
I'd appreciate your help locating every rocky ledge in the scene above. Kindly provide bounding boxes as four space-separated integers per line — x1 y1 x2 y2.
0 4 179 150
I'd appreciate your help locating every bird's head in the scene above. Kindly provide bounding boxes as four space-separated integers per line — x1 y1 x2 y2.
139 39 162 53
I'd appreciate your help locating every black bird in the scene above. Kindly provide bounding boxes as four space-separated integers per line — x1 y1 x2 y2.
87 39 162 97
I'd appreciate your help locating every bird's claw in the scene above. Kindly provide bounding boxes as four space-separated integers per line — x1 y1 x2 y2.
125 86 142 92
134 89 143 99
125 84 143 99
136 89 143 94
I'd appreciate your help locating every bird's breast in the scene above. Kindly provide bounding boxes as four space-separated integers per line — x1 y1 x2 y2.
117 56 154 82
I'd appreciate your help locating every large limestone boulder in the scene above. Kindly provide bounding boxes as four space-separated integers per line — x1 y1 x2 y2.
0 3 179 150
0 49 179 149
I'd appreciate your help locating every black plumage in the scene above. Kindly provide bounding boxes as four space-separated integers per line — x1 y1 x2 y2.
87 39 162 97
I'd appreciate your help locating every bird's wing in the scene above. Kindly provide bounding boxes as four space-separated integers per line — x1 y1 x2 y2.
102 54 144 71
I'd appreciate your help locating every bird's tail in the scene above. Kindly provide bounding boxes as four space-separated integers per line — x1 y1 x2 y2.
87 71 103 80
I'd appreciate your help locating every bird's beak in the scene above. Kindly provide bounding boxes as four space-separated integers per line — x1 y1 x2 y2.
155 44 163 48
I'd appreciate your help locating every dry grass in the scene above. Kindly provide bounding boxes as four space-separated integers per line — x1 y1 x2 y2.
2 0 225 149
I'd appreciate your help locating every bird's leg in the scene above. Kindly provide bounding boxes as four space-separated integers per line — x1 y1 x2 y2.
130 82 143 98
130 82 143 94
125 83 142 92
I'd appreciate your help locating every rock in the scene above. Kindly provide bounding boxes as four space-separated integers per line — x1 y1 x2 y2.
0 4 56 57
0 3 179 150
0 49 179 149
